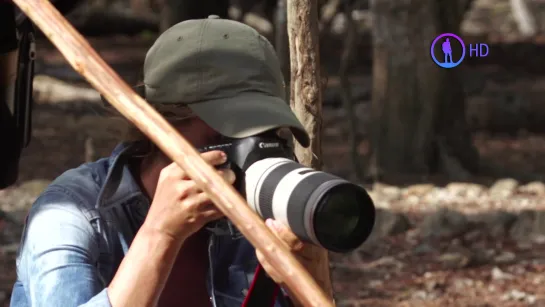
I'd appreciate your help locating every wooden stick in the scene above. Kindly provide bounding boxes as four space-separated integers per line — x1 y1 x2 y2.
12 0 333 306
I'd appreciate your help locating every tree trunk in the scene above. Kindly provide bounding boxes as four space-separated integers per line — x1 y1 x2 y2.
369 0 479 181
287 0 334 305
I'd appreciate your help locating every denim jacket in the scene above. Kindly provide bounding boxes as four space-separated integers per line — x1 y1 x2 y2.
9 143 291 307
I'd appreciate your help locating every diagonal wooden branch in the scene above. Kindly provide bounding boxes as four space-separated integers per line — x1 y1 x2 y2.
12 0 332 306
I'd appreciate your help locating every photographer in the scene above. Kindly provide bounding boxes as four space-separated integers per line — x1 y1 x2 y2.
10 16 314 307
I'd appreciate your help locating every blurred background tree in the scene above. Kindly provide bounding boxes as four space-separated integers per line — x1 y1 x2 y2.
368 0 478 182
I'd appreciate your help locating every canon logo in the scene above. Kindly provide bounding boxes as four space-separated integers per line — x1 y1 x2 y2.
259 142 279 149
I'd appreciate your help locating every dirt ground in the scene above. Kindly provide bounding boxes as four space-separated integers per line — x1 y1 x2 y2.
2 36 545 307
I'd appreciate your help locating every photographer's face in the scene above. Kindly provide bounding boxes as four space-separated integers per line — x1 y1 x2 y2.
155 117 222 166
174 117 222 149
139 116 222 199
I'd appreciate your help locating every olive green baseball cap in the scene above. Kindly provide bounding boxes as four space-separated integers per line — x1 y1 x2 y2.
138 15 309 147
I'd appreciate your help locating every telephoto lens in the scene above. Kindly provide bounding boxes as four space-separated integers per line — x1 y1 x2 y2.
245 157 375 253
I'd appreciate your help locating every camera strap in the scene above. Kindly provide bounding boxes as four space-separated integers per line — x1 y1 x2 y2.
242 264 281 307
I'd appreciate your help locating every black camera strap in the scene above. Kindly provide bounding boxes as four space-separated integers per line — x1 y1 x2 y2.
242 264 281 307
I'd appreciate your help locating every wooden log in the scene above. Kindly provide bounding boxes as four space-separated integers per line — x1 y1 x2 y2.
12 0 331 306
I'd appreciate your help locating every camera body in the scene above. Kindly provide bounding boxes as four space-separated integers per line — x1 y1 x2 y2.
198 131 294 194
199 130 376 253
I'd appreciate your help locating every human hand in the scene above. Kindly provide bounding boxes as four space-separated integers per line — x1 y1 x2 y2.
143 150 236 242
256 219 314 285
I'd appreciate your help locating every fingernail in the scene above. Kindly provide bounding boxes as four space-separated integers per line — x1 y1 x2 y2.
227 170 236 182
265 219 274 228
272 220 283 231
219 152 227 162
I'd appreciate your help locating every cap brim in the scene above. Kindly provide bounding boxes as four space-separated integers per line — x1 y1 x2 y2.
187 92 310 148
100 84 146 106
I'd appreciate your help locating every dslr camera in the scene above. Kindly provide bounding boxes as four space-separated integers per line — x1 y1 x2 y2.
199 131 376 253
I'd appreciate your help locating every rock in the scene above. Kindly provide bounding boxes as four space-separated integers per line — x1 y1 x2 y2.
411 290 429 300
452 278 475 290
413 243 436 255
424 279 443 292
437 252 471 269
532 234 545 244
471 248 495 265
501 289 536 304
403 184 434 197
491 266 514 280
511 266 526 275
445 182 486 198
368 209 412 240
517 241 533 250
367 256 405 270
489 178 519 198
463 230 481 241
445 182 468 195
368 280 383 288
532 276 544 284
518 181 545 195
372 183 402 202
419 208 471 239
494 251 516 264
510 210 545 241
510 210 535 241
533 211 545 236
483 249 497 260
471 211 517 237
465 184 487 199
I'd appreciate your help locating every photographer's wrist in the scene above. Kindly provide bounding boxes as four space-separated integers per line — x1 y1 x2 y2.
141 219 189 246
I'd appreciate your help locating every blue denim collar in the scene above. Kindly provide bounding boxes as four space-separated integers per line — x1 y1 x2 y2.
95 142 243 240
96 142 148 208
